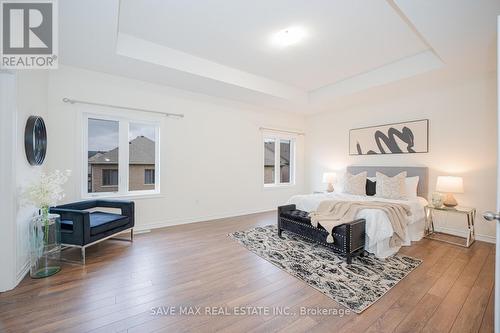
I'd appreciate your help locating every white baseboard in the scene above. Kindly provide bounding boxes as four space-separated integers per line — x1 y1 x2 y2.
434 226 496 244
134 207 276 233
133 229 151 235
16 260 30 286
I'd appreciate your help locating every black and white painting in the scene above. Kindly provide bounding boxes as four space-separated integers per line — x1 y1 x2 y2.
349 119 429 155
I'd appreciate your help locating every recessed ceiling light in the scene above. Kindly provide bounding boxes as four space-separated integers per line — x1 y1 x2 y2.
271 26 307 48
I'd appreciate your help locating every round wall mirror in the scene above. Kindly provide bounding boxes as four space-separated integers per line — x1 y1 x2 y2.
24 116 47 166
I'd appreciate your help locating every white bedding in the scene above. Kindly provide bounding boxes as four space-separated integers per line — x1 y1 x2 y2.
287 192 428 258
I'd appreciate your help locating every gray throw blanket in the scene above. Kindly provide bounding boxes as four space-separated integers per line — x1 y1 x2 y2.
308 200 412 247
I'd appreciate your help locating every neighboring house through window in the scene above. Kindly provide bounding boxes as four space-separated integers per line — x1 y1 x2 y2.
263 134 295 186
85 114 160 196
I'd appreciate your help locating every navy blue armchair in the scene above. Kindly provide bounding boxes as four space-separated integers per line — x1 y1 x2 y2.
50 200 135 264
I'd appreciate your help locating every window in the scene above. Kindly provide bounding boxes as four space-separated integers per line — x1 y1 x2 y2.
263 135 295 186
264 139 275 184
85 114 160 197
87 118 119 193
280 140 292 183
129 123 157 191
144 169 155 185
102 169 118 186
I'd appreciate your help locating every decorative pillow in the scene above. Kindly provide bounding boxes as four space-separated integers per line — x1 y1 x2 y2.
405 176 420 198
375 172 407 200
366 179 376 196
343 172 367 196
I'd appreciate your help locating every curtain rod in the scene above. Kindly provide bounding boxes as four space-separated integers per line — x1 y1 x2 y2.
259 127 305 136
62 98 184 119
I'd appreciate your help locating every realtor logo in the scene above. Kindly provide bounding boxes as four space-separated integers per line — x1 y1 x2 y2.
1 0 58 69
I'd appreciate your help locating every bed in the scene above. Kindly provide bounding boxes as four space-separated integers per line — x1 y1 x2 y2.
288 166 429 258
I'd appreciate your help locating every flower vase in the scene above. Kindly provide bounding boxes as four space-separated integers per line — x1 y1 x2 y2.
30 208 61 278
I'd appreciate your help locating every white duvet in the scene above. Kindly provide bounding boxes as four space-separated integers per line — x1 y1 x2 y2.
287 192 428 258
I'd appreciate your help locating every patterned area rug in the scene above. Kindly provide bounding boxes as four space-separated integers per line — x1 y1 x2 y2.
229 225 422 313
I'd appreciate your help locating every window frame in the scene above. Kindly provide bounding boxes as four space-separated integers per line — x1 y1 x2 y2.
83 113 161 198
262 133 296 188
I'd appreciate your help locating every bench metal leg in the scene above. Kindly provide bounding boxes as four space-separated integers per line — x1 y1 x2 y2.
110 228 134 242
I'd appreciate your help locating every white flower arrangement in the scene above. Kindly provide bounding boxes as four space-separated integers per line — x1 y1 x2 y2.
24 170 72 209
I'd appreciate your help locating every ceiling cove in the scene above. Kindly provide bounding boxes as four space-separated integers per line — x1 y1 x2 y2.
115 0 443 107
60 0 477 113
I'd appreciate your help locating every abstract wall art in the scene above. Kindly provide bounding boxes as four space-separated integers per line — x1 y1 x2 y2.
349 119 429 155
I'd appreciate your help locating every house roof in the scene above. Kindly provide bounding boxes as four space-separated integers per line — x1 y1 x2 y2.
89 136 155 164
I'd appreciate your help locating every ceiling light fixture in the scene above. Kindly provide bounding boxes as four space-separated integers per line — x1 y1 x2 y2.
271 26 306 48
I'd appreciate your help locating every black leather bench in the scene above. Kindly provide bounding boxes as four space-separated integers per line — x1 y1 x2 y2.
278 204 366 264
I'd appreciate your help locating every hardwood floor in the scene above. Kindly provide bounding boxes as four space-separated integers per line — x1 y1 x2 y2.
0 211 495 333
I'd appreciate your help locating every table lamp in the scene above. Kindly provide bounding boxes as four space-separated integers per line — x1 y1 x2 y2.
436 176 464 207
322 172 336 193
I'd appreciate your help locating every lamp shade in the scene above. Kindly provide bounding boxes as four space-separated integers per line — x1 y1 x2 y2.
322 172 336 184
436 176 464 193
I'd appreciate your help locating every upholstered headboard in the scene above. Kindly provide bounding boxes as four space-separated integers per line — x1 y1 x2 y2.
346 165 429 199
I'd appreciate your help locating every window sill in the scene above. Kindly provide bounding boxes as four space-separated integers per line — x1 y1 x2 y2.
263 184 296 190
83 192 164 200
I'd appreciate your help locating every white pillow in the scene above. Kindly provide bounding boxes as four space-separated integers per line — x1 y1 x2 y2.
367 175 419 198
405 176 420 199
342 172 367 196
375 171 407 200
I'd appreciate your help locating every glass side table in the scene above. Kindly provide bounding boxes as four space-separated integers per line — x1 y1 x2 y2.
424 205 476 247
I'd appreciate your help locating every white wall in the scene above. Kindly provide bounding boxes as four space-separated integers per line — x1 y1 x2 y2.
0 70 48 291
15 71 49 281
46 66 306 230
305 69 497 242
